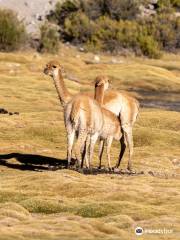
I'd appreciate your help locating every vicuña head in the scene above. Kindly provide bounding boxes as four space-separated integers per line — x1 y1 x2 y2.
94 75 111 105
44 60 64 77
43 60 71 106
95 75 110 91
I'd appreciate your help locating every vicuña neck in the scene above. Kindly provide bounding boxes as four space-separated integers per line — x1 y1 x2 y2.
52 69 71 107
94 85 104 105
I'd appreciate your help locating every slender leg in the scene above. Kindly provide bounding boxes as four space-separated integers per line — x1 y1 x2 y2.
67 129 75 168
74 130 87 169
98 139 104 169
81 141 86 168
81 135 90 168
115 133 126 168
85 135 90 169
89 133 99 169
106 137 113 170
123 125 133 171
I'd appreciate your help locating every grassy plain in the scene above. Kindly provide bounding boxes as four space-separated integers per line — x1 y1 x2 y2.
0 46 180 239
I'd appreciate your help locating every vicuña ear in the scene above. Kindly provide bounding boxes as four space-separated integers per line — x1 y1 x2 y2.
95 77 103 87
96 80 104 87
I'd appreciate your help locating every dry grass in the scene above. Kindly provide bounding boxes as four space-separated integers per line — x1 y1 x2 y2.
0 47 179 239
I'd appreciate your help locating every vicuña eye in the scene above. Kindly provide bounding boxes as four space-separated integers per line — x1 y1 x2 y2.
52 65 57 68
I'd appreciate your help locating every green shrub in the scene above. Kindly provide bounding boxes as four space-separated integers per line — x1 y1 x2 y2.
50 0 141 23
39 22 59 53
47 0 79 25
45 0 180 57
170 0 180 8
116 20 141 48
62 13 162 57
104 0 140 20
80 0 106 20
94 16 119 48
64 11 94 43
156 0 180 12
85 36 103 52
92 17 161 57
80 0 140 20
144 13 179 51
0 9 27 51
175 17 180 48
138 34 161 58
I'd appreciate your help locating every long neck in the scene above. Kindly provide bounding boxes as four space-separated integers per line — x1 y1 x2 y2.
94 85 104 105
52 69 71 107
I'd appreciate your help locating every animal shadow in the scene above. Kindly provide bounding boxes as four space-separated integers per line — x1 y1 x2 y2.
0 153 74 171
0 153 143 176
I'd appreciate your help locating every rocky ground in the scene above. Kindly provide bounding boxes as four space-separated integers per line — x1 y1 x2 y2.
0 0 61 36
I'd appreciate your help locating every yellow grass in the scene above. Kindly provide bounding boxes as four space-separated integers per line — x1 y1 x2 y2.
0 47 180 239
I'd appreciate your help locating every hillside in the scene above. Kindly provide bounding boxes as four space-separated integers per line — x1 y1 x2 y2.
0 47 179 239
0 0 61 35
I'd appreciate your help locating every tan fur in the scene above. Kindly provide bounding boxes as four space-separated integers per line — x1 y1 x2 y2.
44 61 103 168
44 61 139 170
103 91 119 104
44 60 72 106
101 108 120 135
94 75 110 105
94 85 104 105
66 95 103 168
70 97 81 125
70 95 92 129
94 77 122 169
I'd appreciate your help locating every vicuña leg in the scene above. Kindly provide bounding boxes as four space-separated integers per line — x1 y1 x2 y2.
106 136 113 170
123 125 133 171
89 133 99 168
67 129 75 168
115 133 126 169
74 129 87 168
98 139 104 169
81 135 90 169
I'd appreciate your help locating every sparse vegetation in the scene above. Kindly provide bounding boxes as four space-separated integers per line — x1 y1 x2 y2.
46 0 180 58
0 9 27 51
80 0 141 21
64 11 94 43
39 22 59 53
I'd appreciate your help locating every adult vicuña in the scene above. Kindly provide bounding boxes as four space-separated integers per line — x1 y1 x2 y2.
44 60 103 168
94 75 123 170
65 93 103 168
44 60 139 170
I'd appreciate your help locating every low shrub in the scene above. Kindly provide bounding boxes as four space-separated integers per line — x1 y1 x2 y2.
64 11 94 43
80 0 140 20
93 16 119 52
44 0 180 57
138 34 161 58
144 13 180 51
47 0 80 25
0 9 27 51
39 22 59 53
104 0 140 20
90 17 161 57
80 0 105 20
171 0 180 8
156 0 180 12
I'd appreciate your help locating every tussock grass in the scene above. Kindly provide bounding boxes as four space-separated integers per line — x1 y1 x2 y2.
0 48 179 239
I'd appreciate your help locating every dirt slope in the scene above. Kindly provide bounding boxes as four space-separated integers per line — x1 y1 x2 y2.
0 0 61 35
